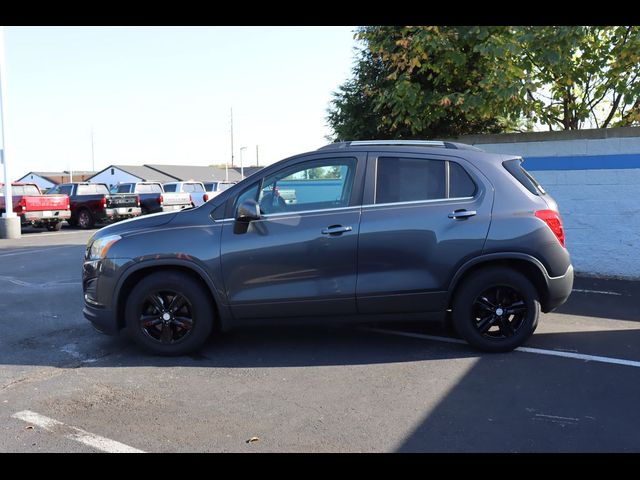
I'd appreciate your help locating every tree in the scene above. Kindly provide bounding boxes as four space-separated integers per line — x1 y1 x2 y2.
511 26 640 130
327 26 640 140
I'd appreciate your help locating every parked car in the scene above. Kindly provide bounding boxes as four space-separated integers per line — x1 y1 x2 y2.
48 182 141 229
163 181 208 206
203 181 236 199
0 182 70 231
82 140 573 355
111 182 193 215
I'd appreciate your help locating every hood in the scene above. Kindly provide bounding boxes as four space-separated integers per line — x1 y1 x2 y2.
91 211 178 241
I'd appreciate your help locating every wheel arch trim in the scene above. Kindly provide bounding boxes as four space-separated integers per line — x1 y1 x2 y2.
113 258 232 330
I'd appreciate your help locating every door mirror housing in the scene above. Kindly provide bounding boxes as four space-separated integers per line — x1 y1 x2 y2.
236 199 261 222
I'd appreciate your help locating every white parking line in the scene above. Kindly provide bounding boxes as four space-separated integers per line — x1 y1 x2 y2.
572 289 623 296
0 245 80 258
12 410 145 453
361 327 640 369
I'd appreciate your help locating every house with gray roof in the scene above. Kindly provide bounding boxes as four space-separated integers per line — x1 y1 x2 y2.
16 171 97 190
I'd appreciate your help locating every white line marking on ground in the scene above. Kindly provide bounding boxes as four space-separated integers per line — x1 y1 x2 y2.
572 288 623 296
361 327 640 369
12 410 145 453
0 245 80 258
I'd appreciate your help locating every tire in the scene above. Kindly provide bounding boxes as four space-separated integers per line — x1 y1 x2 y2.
452 267 540 353
77 208 95 229
125 272 214 356
46 222 63 231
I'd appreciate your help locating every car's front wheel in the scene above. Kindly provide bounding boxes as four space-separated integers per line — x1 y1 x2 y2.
452 267 540 352
125 272 214 356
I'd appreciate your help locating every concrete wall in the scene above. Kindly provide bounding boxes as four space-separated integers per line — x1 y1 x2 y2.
456 127 640 279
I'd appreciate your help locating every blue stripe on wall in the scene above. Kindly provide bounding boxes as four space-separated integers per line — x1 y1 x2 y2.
523 154 640 171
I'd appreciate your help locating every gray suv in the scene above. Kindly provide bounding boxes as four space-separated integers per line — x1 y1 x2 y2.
82 140 573 355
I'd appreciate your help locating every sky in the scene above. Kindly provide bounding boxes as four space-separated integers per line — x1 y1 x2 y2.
1 26 358 181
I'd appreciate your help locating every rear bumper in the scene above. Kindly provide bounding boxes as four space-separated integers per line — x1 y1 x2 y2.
83 302 119 335
21 210 71 223
102 207 142 222
161 204 190 212
542 263 574 312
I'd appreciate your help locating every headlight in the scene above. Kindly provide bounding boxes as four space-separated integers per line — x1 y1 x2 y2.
87 234 121 260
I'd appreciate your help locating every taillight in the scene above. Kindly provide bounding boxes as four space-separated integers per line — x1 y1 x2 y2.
100 197 107 208
535 210 565 247
158 194 163 205
137 195 141 207
15 198 26 212
203 193 209 202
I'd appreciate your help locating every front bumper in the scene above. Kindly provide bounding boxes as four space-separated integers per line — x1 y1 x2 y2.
83 303 119 335
542 263 574 312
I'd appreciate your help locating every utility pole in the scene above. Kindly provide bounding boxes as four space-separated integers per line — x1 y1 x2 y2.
240 146 247 180
0 26 20 239
256 145 259 167
91 126 95 172
230 108 234 168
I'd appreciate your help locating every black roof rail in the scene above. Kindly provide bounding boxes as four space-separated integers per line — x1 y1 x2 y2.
318 140 483 152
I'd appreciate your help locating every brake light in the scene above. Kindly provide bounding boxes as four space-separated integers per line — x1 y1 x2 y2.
137 195 141 207
100 197 107 208
15 198 26 212
158 194 164 205
203 193 209 202
535 210 565 247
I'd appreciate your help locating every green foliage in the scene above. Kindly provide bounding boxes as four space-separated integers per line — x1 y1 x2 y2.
327 26 640 140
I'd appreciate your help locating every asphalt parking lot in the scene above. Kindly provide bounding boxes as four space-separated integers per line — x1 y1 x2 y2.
1 225 640 452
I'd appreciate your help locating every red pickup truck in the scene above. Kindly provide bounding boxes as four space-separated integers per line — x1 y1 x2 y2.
0 183 71 231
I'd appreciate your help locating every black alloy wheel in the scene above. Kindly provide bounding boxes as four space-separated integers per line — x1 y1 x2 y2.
472 285 528 339
452 267 540 352
125 272 214 355
139 290 194 344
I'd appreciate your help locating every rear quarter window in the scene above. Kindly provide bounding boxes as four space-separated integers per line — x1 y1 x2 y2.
503 158 546 195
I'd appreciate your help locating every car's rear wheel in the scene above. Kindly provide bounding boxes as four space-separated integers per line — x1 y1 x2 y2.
77 209 95 229
452 267 540 352
125 272 214 356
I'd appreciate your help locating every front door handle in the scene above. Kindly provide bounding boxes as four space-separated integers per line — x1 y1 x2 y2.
448 209 477 220
321 225 352 235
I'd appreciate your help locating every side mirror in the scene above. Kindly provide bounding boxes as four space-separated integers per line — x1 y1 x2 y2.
235 199 261 222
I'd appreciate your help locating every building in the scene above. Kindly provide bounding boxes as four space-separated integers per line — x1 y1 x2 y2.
16 171 96 190
88 165 178 187
87 164 264 187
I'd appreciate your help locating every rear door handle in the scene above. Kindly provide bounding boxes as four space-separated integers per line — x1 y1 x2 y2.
448 210 477 220
321 225 352 235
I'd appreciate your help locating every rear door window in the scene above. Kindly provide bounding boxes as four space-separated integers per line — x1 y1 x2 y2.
375 157 446 204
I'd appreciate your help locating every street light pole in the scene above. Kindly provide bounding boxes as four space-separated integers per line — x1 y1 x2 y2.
0 26 20 239
240 146 247 179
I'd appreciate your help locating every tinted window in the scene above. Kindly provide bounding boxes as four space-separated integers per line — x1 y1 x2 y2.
116 184 131 193
164 184 176 192
376 157 445 204
449 162 476 197
203 182 215 191
49 185 73 196
259 159 356 214
503 159 546 195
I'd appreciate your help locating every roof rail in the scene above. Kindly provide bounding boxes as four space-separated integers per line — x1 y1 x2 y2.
318 140 483 151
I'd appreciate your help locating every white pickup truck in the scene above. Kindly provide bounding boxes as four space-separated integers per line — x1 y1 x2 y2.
163 181 209 207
